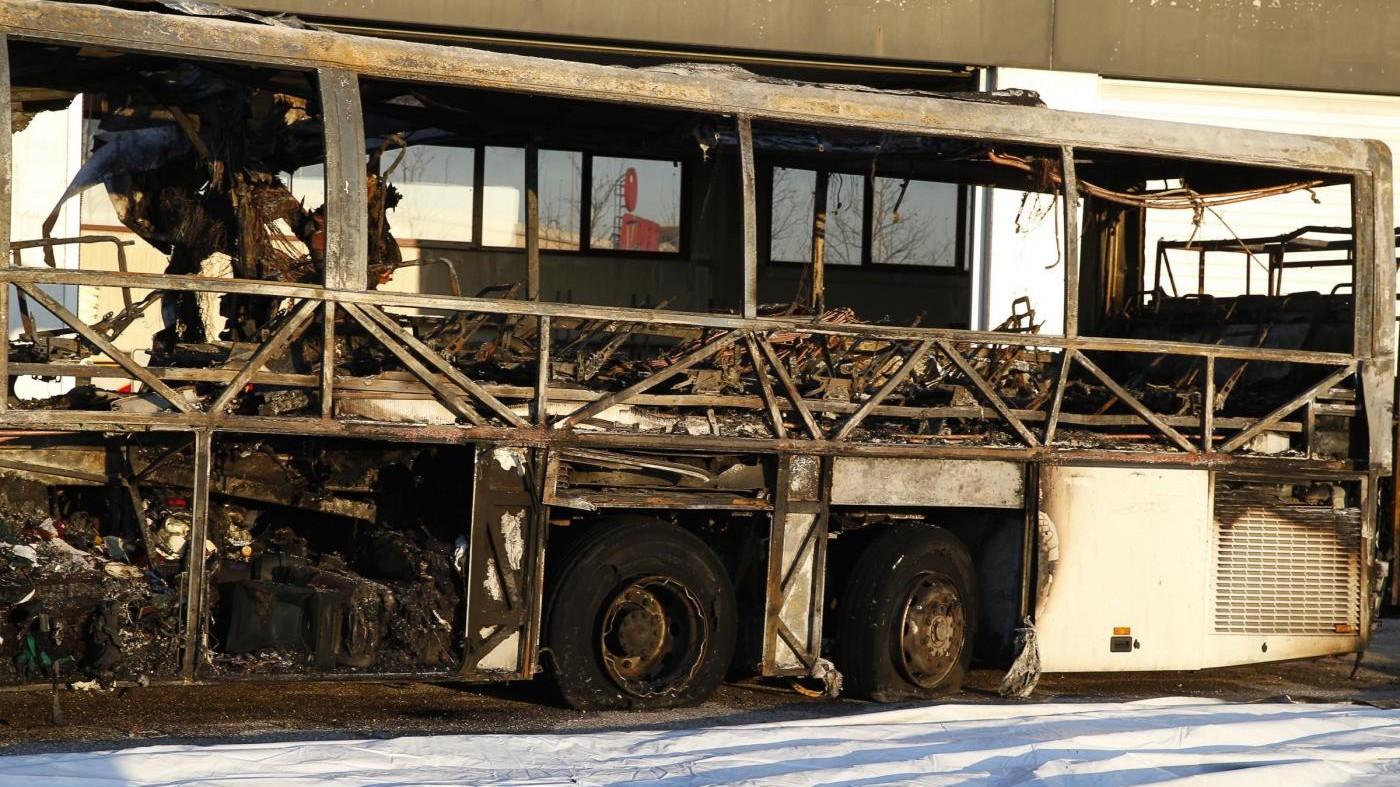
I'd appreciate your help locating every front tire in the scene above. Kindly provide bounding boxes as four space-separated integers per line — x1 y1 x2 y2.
834 523 977 702
544 518 737 710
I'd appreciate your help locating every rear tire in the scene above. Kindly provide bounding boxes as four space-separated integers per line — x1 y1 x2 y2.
544 518 737 710
834 523 977 702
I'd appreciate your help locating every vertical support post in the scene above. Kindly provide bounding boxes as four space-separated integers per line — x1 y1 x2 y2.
320 300 335 419
535 315 550 426
811 171 829 314
1060 146 1080 338
318 68 368 292
0 34 11 409
739 115 758 319
525 143 540 301
1202 354 1215 452
180 430 213 680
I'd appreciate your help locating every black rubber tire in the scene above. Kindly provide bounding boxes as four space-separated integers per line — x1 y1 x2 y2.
544 518 737 710
834 523 978 702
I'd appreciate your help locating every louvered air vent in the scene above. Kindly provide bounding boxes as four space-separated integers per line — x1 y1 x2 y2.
1213 485 1362 636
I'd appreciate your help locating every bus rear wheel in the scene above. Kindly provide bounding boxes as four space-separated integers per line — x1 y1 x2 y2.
544 518 737 710
834 523 977 702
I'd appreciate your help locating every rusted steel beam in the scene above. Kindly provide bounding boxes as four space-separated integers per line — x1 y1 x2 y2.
0 36 11 411
1073 349 1198 453
535 315 550 426
321 301 336 419
341 302 487 425
754 334 823 440
356 302 528 427
739 116 758 320
0 408 1360 475
1043 349 1071 445
744 332 787 439
0 267 1361 366
1219 364 1356 454
811 171 828 313
0 282 8 415
1061 146 1081 339
16 283 196 413
937 340 1040 448
320 68 368 292
554 330 743 429
208 299 319 414
832 340 933 442
1 0 1373 173
180 429 212 680
1202 355 1216 452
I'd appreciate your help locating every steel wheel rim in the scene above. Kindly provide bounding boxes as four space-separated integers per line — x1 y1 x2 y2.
599 575 708 697
896 571 965 689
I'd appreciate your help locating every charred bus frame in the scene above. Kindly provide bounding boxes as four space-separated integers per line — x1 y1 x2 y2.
0 0 1393 705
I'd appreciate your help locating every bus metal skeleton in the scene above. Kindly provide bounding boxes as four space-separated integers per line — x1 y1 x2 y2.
0 0 1392 707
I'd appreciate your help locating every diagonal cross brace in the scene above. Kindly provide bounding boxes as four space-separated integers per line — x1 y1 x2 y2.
1219 363 1355 454
1073 349 1197 453
354 302 528 427
208 298 319 414
341 302 486 426
832 340 934 442
17 282 195 413
937 340 1040 448
555 330 743 429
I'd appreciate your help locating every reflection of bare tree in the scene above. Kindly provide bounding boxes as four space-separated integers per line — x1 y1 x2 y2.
770 168 812 261
871 178 956 265
786 174 956 266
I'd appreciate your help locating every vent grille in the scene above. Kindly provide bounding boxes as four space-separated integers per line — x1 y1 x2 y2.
1213 485 1362 635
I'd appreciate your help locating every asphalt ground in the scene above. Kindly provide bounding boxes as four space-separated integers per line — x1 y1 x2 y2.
1 621 1397 756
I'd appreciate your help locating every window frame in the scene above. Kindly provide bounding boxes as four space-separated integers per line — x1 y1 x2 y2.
383 143 690 259
763 164 970 273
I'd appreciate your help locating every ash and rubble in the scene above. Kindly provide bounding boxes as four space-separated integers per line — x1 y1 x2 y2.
0 442 468 686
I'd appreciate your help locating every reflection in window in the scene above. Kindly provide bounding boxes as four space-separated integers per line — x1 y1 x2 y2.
872 177 959 267
384 145 475 243
539 149 582 250
590 156 682 252
825 173 863 266
770 167 815 262
483 146 525 247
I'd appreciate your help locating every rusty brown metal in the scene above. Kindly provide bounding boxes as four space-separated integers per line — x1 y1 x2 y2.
936 339 1040 448
832 340 933 442
208 299 319 414
1071 349 1198 453
554 330 743 429
1219 365 1358 454
320 67 368 292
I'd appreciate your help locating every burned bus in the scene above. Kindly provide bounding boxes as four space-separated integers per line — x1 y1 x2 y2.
0 0 1393 708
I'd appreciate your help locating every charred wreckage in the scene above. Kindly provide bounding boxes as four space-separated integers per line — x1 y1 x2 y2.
0 0 1393 709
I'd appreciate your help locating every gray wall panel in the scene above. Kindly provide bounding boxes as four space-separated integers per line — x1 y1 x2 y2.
231 0 1400 96
232 0 1053 69
1054 0 1398 95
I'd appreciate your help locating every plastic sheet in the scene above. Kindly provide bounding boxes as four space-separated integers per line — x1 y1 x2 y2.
3 698 1400 786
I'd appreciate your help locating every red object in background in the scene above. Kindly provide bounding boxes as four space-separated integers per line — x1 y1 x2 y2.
619 214 662 251
623 167 639 213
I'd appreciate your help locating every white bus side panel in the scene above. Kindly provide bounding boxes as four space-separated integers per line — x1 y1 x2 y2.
1036 466 1365 672
1036 465 1211 672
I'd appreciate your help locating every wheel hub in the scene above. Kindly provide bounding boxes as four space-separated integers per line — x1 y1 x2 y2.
600 576 708 697
897 573 965 689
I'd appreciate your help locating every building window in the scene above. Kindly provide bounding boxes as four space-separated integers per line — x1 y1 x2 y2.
769 166 966 269
377 144 683 254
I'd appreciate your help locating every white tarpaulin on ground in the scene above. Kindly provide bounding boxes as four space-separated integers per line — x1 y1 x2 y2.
4 698 1400 786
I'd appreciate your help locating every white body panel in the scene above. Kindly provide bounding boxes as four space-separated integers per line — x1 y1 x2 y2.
1036 465 1212 672
1035 465 1365 672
